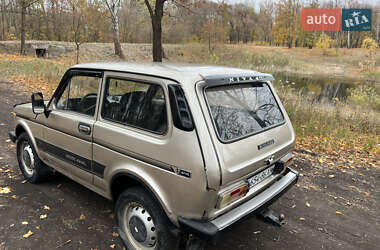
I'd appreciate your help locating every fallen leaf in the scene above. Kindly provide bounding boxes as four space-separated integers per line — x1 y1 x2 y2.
21 180 27 184
57 184 62 188
35 225 40 230
6 139 11 143
40 214 47 219
328 175 335 179
11 195 17 199
364 192 370 196
112 232 119 237
43 205 50 210
79 214 86 220
110 244 116 249
306 202 311 207
333 196 338 200
336 211 343 215
56 240 71 248
22 221 28 225
318 158 324 163
23 230 34 238
299 217 305 221
0 186 11 194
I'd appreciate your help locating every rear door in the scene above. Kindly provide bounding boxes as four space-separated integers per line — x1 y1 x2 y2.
197 78 295 186
40 70 102 185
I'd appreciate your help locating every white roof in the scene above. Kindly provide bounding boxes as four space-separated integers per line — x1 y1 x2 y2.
71 62 267 84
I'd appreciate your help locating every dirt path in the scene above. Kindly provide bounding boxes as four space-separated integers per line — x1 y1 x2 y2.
0 80 379 250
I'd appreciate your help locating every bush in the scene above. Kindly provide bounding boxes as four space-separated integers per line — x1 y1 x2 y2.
347 85 380 111
361 37 378 50
187 35 200 44
315 34 332 49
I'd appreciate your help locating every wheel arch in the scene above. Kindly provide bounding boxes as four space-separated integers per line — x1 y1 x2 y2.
14 121 40 156
15 124 26 138
110 172 176 225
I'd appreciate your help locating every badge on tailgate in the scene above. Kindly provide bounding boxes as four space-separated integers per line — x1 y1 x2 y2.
258 139 274 150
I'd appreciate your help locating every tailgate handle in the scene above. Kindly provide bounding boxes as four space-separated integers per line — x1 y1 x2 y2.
78 123 91 135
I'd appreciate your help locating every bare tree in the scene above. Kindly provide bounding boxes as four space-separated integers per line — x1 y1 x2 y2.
69 0 86 64
102 0 125 58
144 0 194 62
144 0 166 62
19 0 39 55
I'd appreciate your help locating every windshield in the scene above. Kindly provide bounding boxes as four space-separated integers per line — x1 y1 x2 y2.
205 82 284 142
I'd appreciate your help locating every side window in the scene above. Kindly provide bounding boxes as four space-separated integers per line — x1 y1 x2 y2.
101 78 167 134
56 75 100 116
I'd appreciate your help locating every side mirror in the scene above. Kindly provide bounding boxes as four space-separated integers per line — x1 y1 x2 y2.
31 92 46 115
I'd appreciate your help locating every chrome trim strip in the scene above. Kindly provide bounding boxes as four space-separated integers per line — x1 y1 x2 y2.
210 169 298 230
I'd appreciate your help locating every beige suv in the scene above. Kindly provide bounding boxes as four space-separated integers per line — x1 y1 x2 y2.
9 62 298 249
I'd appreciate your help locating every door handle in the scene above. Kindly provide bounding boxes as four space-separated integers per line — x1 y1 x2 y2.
78 123 91 135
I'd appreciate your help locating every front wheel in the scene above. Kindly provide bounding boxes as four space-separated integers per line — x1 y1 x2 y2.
115 187 178 250
16 132 50 183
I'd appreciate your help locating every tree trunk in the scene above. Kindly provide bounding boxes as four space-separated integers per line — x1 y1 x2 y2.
20 2 26 55
76 43 80 64
145 0 165 62
151 8 163 62
1 1 5 40
112 14 124 59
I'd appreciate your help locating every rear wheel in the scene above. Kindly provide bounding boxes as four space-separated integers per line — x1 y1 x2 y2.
16 132 50 183
115 187 178 250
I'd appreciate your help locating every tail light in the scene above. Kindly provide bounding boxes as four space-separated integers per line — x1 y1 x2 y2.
217 183 249 209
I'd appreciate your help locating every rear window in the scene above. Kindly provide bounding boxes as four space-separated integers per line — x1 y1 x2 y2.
205 82 284 142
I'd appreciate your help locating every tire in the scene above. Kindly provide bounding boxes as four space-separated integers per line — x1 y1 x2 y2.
16 132 50 183
115 186 178 250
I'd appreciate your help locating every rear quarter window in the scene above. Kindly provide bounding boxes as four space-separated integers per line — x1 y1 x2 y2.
205 82 284 142
101 78 167 134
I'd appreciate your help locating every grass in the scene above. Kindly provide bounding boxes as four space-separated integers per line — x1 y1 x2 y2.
0 42 379 155
168 43 380 83
0 54 67 95
276 84 379 155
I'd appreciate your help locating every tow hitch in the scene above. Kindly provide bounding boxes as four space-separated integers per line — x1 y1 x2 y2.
257 208 285 226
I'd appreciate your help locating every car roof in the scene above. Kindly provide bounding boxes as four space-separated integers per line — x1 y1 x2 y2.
71 62 271 84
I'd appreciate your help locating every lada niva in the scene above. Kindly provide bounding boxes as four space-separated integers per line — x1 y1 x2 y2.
9 62 299 249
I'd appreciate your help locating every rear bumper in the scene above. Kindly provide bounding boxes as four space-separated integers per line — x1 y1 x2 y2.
178 167 299 240
9 131 17 143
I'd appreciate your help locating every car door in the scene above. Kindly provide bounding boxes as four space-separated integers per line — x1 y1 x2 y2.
40 70 102 185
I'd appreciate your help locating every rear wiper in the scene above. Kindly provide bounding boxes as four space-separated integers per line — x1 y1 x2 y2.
222 90 266 128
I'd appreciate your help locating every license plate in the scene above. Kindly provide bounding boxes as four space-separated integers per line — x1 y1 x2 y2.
248 165 275 187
